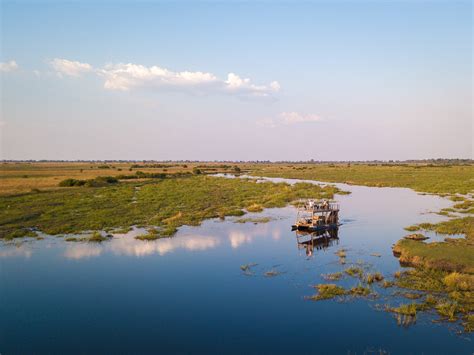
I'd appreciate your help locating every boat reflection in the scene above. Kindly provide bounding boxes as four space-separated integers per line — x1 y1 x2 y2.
295 228 339 257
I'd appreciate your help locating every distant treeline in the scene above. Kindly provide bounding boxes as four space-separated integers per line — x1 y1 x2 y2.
4 158 473 165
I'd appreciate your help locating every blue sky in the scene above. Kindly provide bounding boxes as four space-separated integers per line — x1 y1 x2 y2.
1 0 472 160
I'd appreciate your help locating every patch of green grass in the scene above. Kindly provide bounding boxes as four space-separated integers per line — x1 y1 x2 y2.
436 301 459 321
88 231 107 242
310 284 346 301
344 266 363 278
404 233 428 241
135 229 160 241
248 163 474 195
234 217 273 224
366 272 384 284
349 284 371 296
246 203 264 212
382 280 395 288
390 303 418 316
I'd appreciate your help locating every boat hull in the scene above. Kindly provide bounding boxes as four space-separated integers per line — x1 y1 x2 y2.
291 223 340 232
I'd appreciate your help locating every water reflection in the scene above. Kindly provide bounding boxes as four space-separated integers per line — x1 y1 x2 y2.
0 244 32 258
63 234 222 259
295 228 339 257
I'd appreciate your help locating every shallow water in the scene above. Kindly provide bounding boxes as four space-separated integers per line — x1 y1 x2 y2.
1 177 472 354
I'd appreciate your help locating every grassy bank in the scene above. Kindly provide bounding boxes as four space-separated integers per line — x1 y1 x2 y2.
394 217 474 273
0 175 342 240
247 163 474 195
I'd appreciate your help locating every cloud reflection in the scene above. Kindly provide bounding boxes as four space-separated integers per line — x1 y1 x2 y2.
0 245 32 258
63 234 221 259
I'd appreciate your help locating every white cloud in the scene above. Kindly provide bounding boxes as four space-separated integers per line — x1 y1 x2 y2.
258 112 322 128
50 58 280 98
280 112 321 124
50 58 93 77
98 62 219 91
0 60 18 72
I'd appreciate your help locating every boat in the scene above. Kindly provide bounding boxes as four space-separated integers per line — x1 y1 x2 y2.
291 199 340 232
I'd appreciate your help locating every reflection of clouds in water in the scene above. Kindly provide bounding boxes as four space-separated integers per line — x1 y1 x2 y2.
228 232 253 248
64 244 102 259
228 223 281 249
63 235 221 259
108 235 221 257
0 245 32 258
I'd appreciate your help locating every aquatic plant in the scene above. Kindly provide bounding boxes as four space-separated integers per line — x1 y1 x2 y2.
390 303 417 316
135 229 160 241
310 284 346 301
344 266 363 278
436 301 459 321
349 284 371 296
443 272 474 291
366 272 384 284
382 280 395 288
88 231 107 242
264 269 282 277
404 233 429 241
234 217 272 224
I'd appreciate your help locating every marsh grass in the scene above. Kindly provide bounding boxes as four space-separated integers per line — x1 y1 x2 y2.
436 301 459 321
234 217 273 224
310 284 346 301
135 229 160 241
246 203 264 212
88 231 107 242
264 269 283 277
240 263 258 275
390 303 418 316
345 266 363 278
404 233 429 241
366 272 384 284
0 175 341 240
349 284 371 296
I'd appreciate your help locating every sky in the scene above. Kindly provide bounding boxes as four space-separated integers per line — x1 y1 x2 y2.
0 0 472 161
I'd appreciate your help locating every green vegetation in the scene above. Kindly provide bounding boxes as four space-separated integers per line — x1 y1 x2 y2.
349 284 371 296
135 229 160 241
246 203 264 212
366 272 384 284
248 163 474 195
59 176 119 187
0 175 344 240
393 217 474 273
390 303 418 316
393 268 473 332
345 266 363 278
264 269 282 277
234 217 273 224
310 284 346 301
240 263 258 274
404 233 428 241
88 231 108 242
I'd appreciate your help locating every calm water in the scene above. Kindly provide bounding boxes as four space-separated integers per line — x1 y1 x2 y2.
1 177 472 354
